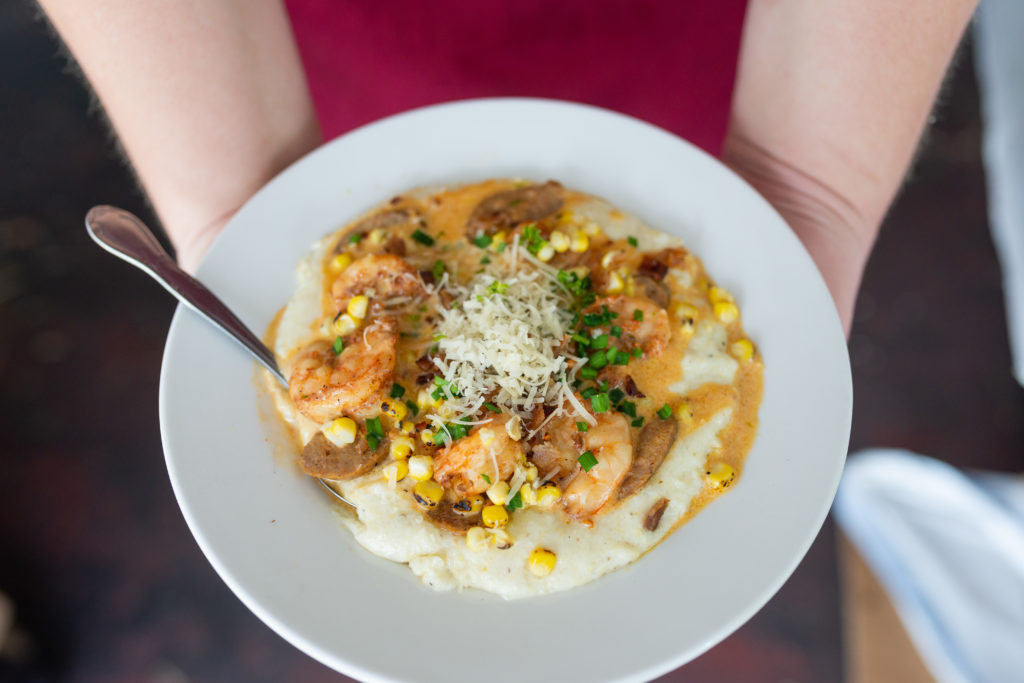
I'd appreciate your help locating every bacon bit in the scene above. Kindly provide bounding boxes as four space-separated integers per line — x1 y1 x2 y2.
638 254 669 282
624 375 644 398
644 498 670 531
420 269 436 285
384 236 406 256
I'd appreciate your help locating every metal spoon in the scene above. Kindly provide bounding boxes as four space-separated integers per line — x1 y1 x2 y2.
85 205 354 507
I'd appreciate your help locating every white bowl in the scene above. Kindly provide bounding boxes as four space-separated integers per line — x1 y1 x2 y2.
160 98 851 682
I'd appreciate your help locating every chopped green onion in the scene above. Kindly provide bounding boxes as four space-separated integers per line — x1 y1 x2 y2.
657 404 672 420
332 336 344 355
599 380 610 392
367 434 381 450
582 313 604 327
589 350 607 369
631 347 643 358
627 236 639 248
348 233 363 244
609 388 625 404
581 387 598 399
610 325 622 338
590 393 611 413
473 233 493 248
480 256 491 265
483 402 500 413
633 309 643 322
431 386 445 402
389 383 406 399
578 451 598 472
631 417 645 428
576 421 589 432
432 259 445 280
605 348 621 366
619 401 637 417
496 242 507 253
366 417 384 437
612 349 630 366
411 229 435 246
487 281 508 295
506 490 523 510
571 333 591 347
591 334 609 350
481 473 491 485
404 400 419 417
579 366 598 379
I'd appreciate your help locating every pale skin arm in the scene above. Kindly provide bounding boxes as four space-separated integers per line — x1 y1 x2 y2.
724 0 978 334
37 0 321 272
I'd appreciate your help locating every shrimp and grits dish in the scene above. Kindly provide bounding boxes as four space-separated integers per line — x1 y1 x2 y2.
265 179 763 598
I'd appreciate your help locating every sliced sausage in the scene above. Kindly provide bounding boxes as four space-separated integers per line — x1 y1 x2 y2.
334 208 420 254
465 181 564 238
643 498 670 531
616 417 679 500
633 275 670 309
300 431 389 480
426 500 483 535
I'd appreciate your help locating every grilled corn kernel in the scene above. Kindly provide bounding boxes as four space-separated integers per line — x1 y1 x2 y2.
486 480 511 505
535 483 562 508
329 253 353 272
382 460 408 485
549 230 570 253
408 455 434 481
570 230 589 252
380 399 408 422
606 271 625 294
537 244 555 262
419 428 435 444
453 494 486 515
524 464 538 483
478 426 496 447
333 313 358 336
417 388 441 410
400 420 416 435
558 211 575 226
519 484 537 507
713 301 739 324
367 228 385 246
730 339 754 362
674 302 698 325
466 526 489 551
678 402 694 425
582 220 601 236
390 435 415 460
413 479 444 509
482 505 509 529
707 462 736 488
527 548 557 577
489 528 513 549
322 417 357 447
347 295 369 320
624 276 635 296
600 250 620 269
708 286 734 304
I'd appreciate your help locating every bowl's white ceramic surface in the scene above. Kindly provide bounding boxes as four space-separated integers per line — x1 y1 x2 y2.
160 99 851 682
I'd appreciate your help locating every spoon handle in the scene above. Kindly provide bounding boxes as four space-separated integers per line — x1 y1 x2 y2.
85 205 288 386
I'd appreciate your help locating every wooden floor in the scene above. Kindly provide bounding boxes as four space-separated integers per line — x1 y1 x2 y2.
1 2 1021 681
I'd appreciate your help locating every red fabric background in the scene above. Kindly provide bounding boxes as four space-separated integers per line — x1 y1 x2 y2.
284 0 747 155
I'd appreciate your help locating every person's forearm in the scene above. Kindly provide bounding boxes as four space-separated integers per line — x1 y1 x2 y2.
724 0 977 333
39 0 322 271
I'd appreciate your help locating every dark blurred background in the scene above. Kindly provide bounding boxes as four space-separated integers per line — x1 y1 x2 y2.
1 2 1021 681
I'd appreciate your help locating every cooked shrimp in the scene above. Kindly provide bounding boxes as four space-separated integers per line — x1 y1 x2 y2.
330 253 423 313
530 414 584 485
289 318 398 423
434 414 525 496
588 295 669 356
562 411 633 520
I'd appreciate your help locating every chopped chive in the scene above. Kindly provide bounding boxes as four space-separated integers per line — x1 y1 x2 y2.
605 348 620 366
591 334 609 349
473 233 493 248
657 404 672 420
366 417 384 437
389 383 406 399
432 430 447 446
610 325 622 338
571 333 591 346
348 233 363 244
631 416 645 428
487 281 508 295
576 421 589 432
583 313 604 327
496 242 507 253
600 380 610 392
506 490 523 510
589 350 607 369
411 229 435 246
609 388 625 404
590 393 611 413
578 451 598 472
631 347 643 358
432 259 445 280
579 366 598 379
481 473 492 484
613 349 630 366
581 387 598 399
404 400 419 417
483 402 500 413
619 401 637 417
367 434 381 450
633 309 643 322
332 336 344 355
627 236 639 248
480 256 491 265
431 386 445 401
